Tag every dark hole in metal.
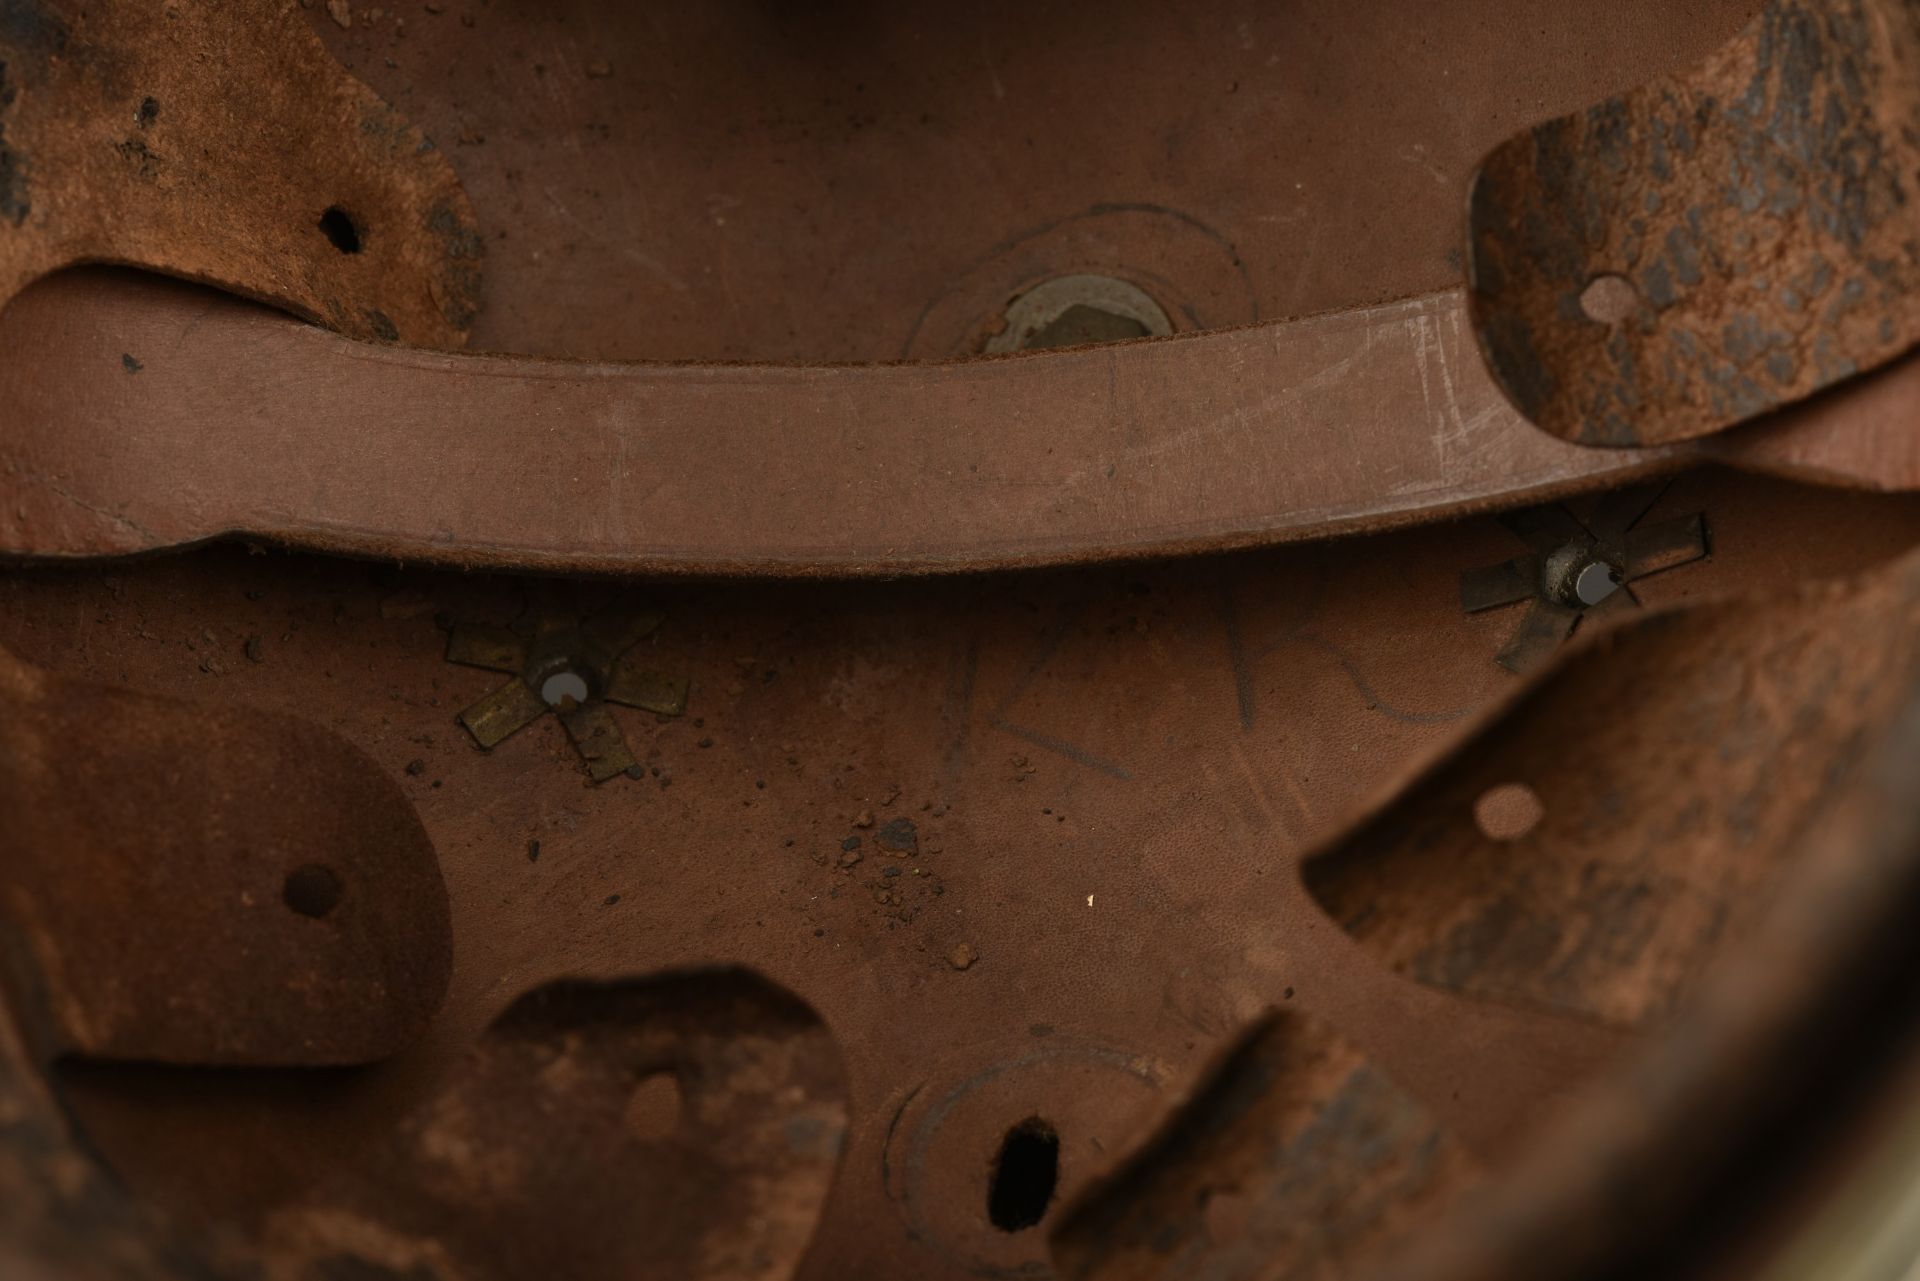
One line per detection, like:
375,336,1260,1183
318,206,363,255
283,863,344,918
988,1117,1059,1232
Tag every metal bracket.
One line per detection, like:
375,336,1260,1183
1460,482,1710,672
447,600,689,782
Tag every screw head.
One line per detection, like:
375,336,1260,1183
1573,560,1622,606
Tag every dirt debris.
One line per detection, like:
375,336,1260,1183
876,818,918,855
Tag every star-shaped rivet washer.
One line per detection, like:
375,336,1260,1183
446,602,689,782
1460,480,1709,674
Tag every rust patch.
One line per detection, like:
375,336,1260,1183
249,971,847,1281
0,0,482,346
1375,640,1920,1281
1307,546,1920,1028
7,483,1920,1280
0,644,451,1067
0,1024,230,1281
1468,0,1920,445
1053,1013,1476,1281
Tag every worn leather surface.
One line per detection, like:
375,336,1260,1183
3,268,1918,575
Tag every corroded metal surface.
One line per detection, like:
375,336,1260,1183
0,0,482,346
1053,1014,1476,1281
8,2,1920,1279
0,644,451,1067
239,971,847,1281
304,0,1756,365
5,470,1915,1281
1468,0,1920,446
1376,599,1920,1281
1045,541,1920,1281
1307,543,1920,1031
0,1012,214,1281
